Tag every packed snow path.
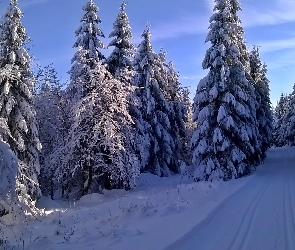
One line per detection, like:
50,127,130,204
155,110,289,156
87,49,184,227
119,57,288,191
166,147,295,250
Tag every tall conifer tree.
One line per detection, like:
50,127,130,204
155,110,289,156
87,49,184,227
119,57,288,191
273,93,289,147
106,2,140,186
191,0,260,181
53,63,138,197
164,59,187,166
277,85,295,146
133,27,181,176
34,65,69,198
180,87,195,166
51,1,138,198
0,0,41,202
250,46,273,156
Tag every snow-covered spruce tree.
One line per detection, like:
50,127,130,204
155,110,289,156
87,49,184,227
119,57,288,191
34,65,68,159
164,60,188,165
191,0,261,181
34,65,69,198
68,0,105,102
273,93,289,147
249,46,273,157
180,87,196,169
133,27,179,176
106,1,135,79
105,1,141,173
51,1,101,197
52,62,139,198
0,0,41,203
279,85,295,146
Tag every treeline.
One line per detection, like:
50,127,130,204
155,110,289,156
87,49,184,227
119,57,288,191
0,0,282,217
34,1,193,200
273,88,295,147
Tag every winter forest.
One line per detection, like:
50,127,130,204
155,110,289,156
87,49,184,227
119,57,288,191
0,0,295,249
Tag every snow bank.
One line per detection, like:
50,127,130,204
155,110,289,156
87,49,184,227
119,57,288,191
2,171,253,250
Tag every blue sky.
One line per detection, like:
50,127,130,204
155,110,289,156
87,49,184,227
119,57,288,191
0,0,295,105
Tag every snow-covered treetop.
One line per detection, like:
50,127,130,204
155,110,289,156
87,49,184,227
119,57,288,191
250,46,262,73
107,1,134,76
73,0,105,63
208,0,242,44
120,1,127,11
0,0,30,66
250,46,271,101
166,61,182,101
69,1,106,100
139,26,152,53
204,0,249,70
134,26,155,72
213,0,242,14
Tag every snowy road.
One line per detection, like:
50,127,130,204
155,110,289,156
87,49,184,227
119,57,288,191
166,147,295,250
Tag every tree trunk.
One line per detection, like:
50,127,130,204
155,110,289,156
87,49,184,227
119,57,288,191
83,164,92,195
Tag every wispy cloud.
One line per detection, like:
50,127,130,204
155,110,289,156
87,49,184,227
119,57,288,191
259,37,295,53
241,0,295,27
260,43,295,71
268,53,295,70
20,0,49,8
149,0,295,41
151,15,208,41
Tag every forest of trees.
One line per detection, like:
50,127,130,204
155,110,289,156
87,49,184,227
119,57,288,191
0,0,293,218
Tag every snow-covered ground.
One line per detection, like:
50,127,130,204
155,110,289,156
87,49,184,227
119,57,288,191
166,146,295,250
1,147,295,250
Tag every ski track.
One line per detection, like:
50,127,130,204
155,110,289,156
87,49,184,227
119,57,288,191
285,175,295,250
228,178,270,250
290,177,295,249
166,147,295,250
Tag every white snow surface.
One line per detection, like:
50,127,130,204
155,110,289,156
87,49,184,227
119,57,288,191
2,147,295,250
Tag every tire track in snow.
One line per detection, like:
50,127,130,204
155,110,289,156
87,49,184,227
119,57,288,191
228,178,270,250
285,176,295,250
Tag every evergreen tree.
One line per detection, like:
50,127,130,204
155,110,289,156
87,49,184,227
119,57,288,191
34,65,68,198
106,1,135,79
50,1,139,198
52,62,138,198
273,93,289,146
165,60,187,165
68,0,105,101
275,93,289,121
249,46,273,157
0,0,41,202
278,85,295,146
180,87,195,167
106,2,142,182
191,0,260,181
133,27,179,176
